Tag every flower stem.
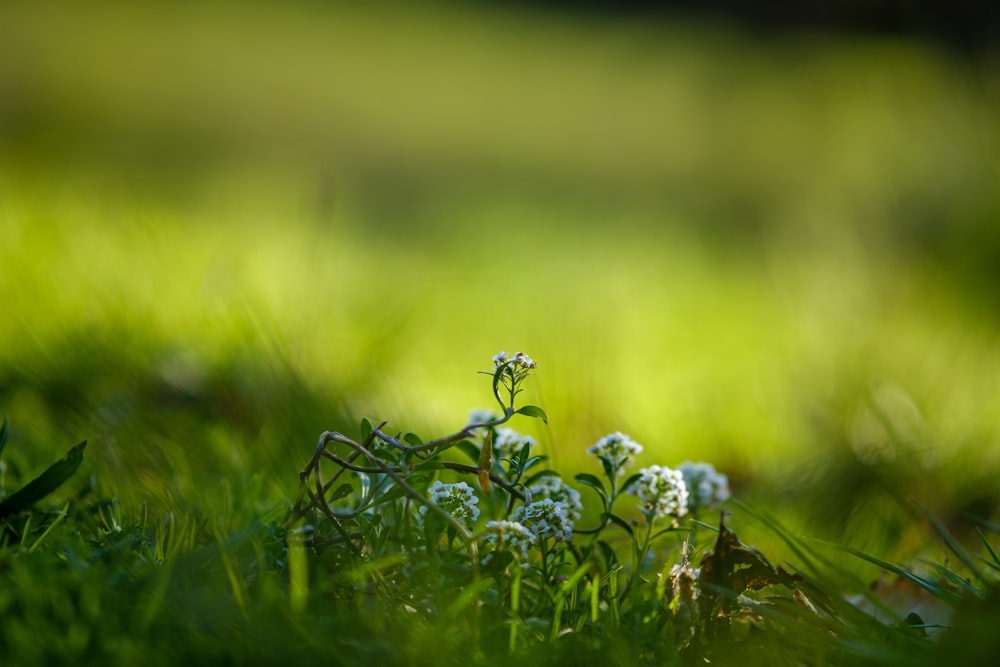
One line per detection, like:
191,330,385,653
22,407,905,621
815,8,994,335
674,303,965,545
629,514,655,595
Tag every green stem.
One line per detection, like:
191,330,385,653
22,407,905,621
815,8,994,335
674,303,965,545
583,477,622,554
629,514,655,596
538,538,553,595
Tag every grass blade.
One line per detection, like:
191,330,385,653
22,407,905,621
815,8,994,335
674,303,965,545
831,542,963,605
0,416,8,459
976,528,1000,571
0,440,87,518
912,499,985,582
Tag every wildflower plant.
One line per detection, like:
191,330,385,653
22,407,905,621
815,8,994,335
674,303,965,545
630,464,689,521
288,350,756,658
586,431,643,477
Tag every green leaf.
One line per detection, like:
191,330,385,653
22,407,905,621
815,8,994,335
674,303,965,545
360,417,374,441
360,485,408,510
606,513,634,537
621,472,642,492
598,456,617,482
330,483,354,501
0,416,8,459
431,440,457,455
0,440,87,518
521,456,546,472
403,432,423,447
515,405,548,424
492,366,507,412
574,473,607,500
515,442,531,469
359,474,391,507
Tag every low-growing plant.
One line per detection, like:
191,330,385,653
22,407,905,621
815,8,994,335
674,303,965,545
289,352,896,662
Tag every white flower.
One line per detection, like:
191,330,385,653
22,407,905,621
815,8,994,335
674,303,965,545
482,520,536,563
528,477,583,522
678,461,730,513
513,351,536,369
492,350,536,370
493,427,536,460
511,498,574,543
629,465,689,519
467,408,502,427
420,480,481,525
587,432,643,475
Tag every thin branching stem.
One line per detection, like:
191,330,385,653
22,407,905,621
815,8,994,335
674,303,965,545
371,417,511,456
333,433,476,546
304,486,362,557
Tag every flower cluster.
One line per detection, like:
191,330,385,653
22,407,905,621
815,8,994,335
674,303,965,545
482,520,536,563
527,476,583,522
420,480,481,525
493,427,536,460
587,432,643,476
511,499,574,543
296,348,745,610
467,408,502,427
629,465,689,519
678,461,730,514
493,350,536,370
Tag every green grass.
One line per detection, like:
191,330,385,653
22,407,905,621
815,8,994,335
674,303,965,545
2,1,1000,663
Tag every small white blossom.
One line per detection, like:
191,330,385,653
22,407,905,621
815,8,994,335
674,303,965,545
587,432,643,475
513,351,536,369
493,350,537,370
678,461,730,513
528,477,583,522
629,465,689,519
467,408,502,427
482,520,536,563
420,480,481,525
511,498,574,543
493,427,536,460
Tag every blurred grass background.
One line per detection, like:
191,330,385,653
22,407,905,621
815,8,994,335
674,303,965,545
2,0,999,562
